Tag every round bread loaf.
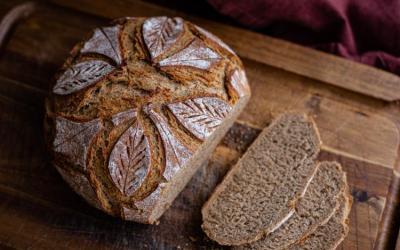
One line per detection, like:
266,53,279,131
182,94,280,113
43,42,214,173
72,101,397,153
45,16,250,223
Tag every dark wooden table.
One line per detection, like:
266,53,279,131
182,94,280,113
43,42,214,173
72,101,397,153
1,1,400,249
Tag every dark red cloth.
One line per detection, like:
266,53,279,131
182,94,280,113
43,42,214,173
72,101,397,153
208,0,400,75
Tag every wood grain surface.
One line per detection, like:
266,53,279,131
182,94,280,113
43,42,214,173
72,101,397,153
0,0,399,249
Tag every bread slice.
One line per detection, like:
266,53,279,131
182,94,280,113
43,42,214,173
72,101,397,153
201,113,321,245
288,192,352,250
235,161,347,250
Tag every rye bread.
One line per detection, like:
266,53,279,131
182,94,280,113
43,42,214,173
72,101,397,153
45,16,250,224
235,161,348,250
289,193,352,250
201,113,321,245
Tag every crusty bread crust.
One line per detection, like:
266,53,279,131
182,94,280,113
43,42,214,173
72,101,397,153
46,16,250,223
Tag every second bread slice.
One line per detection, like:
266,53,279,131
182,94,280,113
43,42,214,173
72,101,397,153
235,161,347,249
201,113,321,245
288,193,352,250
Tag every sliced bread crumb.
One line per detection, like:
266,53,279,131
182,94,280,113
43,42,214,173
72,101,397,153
201,113,321,245
236,161,347,249
288,192,352,250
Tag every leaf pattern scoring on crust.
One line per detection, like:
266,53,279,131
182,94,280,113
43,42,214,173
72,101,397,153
53,117,101,171
53,60,114,95
111,110,137,126
195,25,236,55
123,183,164,222
145,107,192,181
108,119,151,197
143,16,184,60
168,97,232,141
51,17,249,219
230,68,250,98
158,38,221,70
80,25,122,65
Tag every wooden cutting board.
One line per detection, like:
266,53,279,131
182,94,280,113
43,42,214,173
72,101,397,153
0,0,400,249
